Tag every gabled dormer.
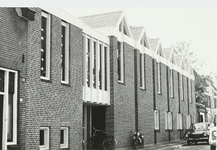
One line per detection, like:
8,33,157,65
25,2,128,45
117,15,132,37
170,52,176,65
157,44,165,58
180,59,186,71
130,26,150,49
163,47,177,65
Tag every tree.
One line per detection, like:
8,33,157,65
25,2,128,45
172,41,214,105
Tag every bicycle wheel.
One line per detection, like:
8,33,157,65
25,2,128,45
86,137,94,149
102,136,117,150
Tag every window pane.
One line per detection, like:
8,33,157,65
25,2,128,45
140,54,142,87
60,129,64,144
0,70,4,92
40,130,45,145
93,41,96,88
99,44,102,90
7,94,13,142
61,25,66,81
41,16,47,77
117,42,121,81
87,39,90,87
104,47,107,91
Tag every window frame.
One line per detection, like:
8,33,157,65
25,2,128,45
154,110,160,130
189,79,192,103
165,111,168,130
40,11,51,80
39,127,49,150
157,61,161,94
61,21,69,84
168,112,173,130
170,69,174,98
180,74,184,101
0,68,18,146
117,41,124,83
140,53,146,89
60,127,68,148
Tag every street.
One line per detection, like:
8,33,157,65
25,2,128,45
161,142,210,150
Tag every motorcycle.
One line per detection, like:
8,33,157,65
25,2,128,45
132,131,144,149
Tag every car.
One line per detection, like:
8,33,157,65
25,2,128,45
184,122,210,145
209,126,216,150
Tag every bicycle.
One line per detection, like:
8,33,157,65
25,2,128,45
85,127,117,150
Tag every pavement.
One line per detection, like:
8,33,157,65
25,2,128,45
115,140,186,150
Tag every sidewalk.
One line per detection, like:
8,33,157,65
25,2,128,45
116,140,186,150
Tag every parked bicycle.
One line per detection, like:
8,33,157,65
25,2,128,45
132,130,144,149
85,127,117,150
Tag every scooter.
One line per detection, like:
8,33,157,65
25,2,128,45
132,131,144,149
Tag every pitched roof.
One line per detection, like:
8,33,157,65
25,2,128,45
79,11,123,29
130,26,144,41
149,38,159,51
185,60,191,72
163,47,172,60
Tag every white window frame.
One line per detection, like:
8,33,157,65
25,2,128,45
140,53,145,89
177,113,180,130
117,41,124,83
179,113,183,130
60,127,68,148
39,127,49,150
189,79,192,103
170,69,174,97
157,61,161,94
168,112,173,130
180,74,184,101
0,68,18,146
154,110,160,130
40,11,51,80
61,21,69,84
177,113,183,130
165,111,168,130
186,114,191,129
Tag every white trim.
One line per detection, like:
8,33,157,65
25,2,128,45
40,11,51,80
154,110,160,130
60,127,68,148
0,68,18,149
61,21,69,84
165,111,168,130
39,127,49,150
168,112,173,130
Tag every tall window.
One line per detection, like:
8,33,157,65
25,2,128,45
86,38,91,87
84,35,109,92
154,110,160,130
157,62,161,93
165,111,173,130
41,12,51,80
177,113,183,130
117,41,124,82
0,68,18,145
140,54,146,89
186,114,191,129
189,79,192,103
104,47,108,91
39,127,49,150
170,69,174,97
180,74,184,100
61,21,69,84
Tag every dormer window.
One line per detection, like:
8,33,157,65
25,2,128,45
118,18,130,37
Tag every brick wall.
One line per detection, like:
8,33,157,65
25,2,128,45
107,36,135,148
24,8,83,150
136,51,155,145
0,7,27,150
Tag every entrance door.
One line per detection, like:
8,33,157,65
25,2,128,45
92,106,105,131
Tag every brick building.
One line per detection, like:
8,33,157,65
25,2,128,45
0,8,196,150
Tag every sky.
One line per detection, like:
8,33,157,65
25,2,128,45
2,0,217,76
63,7,217,76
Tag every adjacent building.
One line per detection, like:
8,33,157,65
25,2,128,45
0,7,196,150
